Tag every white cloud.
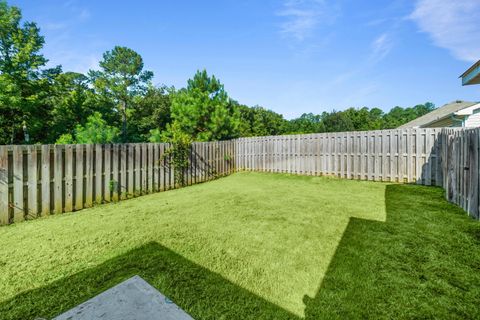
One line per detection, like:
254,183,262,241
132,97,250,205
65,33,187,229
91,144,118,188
42,22,67,31
77,8,91,21
64,0,91,21
45,49,100,74
277,0,338,41
371,33,393,62
38,2,103,74
410,0,480,62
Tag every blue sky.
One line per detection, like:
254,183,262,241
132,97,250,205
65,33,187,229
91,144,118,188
13,0,480,119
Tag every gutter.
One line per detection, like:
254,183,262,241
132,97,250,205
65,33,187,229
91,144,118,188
450,114,465,127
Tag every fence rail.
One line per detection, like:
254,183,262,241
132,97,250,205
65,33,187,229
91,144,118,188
0,141,235,225
0,128,479,225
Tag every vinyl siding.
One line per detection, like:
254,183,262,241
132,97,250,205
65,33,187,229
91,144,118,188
465,112,480,127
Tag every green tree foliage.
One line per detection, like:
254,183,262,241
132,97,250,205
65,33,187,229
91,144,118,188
0,0,48,144
170,70,240,141
287,103,435,133
158,121,192,186
236,103,288,137
287,113,324,133
128,85,171,142
45,71,100,142
321,110,355,132
56,112,119,144
382,102,436,128
0,0,439,145
89,46,153,142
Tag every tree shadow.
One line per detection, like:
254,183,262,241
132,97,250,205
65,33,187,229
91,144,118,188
418,130,442,187
0,242,298,320
304,184,480,319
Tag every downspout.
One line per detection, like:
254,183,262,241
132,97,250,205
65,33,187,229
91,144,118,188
450,114,466,127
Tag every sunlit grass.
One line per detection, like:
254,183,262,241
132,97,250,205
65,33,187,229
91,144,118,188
0,172,478,319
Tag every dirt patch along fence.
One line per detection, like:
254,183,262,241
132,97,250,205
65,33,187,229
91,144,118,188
0,141,235,225
0,128,478,225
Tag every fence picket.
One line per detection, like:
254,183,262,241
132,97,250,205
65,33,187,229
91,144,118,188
13,146,24,222
75,145,84,210
0,146,9,224
112,144,119,202
104,144,111,202
95,145,103,204
41,145,51,215
64,145,73,212
85,144,93,207
27,145,38,217
120,144,127,200
127,144,134,196
54,145,63,214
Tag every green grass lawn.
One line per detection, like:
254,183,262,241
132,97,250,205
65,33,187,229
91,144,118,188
0,172,479,319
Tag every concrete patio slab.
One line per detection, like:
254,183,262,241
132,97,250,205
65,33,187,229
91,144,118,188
53,275,194,320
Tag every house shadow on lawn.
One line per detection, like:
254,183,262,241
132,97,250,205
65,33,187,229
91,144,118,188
1,184,479,320
304,184,480,319
0,241,299,320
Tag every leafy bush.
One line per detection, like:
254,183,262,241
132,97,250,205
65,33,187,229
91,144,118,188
55,112,119,144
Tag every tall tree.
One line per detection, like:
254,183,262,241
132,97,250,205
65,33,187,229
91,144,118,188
45,71,99,142
0,0,48,144
383,102,435,128
287,113,324,134
89,46,153,142
236,103,287,137
321,110,355,132
128,85,172,142
169,70,240,141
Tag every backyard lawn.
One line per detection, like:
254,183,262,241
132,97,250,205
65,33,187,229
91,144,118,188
0,172,479,319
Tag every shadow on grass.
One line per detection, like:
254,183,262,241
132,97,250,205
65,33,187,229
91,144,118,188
304,184,480,319
0,241,298,320
1,184,479,320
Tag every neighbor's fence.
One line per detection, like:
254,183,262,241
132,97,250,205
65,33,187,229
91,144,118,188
235,128,443,185
441,128,480,219
0,141,235,225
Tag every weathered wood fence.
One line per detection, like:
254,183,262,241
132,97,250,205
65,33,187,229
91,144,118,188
0,141,235,225
1,128,479,225
235,128,479,220
235,128,443,185
441,128,480,219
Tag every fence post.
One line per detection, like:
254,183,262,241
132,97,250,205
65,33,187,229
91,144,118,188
13,145,24,222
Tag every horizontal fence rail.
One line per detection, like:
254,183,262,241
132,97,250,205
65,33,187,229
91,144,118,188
235,128,443,185
0,128,479,225
0,141,235,225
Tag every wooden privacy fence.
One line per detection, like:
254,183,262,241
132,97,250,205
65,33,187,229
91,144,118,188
0,141,235,225
235,128,443,185
1,128,479,225
235,128,480,220
441,128,480,219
